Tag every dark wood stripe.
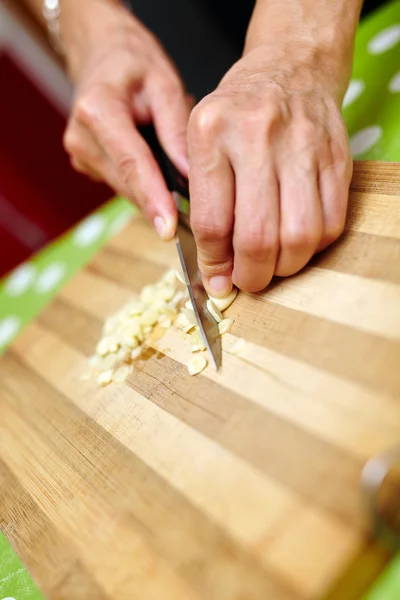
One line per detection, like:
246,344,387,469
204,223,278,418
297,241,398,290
351,162,400,195
1,354,303,600
322,540,394,600
35,298,365,527
38,298,102,357
312,231,400,284
225,292,400,399
89,246,166,292
0,455,109,600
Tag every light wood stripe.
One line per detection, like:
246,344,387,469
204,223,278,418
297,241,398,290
260,268,400,341
312,231,400,284
0,460,110,600
1,351,301,600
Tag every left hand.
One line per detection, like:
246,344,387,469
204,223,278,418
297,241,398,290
187,42,352,296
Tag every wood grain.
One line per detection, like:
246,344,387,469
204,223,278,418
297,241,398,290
0,162,399,600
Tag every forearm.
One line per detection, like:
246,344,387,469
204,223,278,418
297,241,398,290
245,0,363,85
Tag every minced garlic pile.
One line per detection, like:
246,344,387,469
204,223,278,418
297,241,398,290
85,269,244,385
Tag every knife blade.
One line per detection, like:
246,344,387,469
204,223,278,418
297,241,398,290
139,125,222,370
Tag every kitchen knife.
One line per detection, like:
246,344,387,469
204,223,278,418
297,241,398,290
139,124,222,370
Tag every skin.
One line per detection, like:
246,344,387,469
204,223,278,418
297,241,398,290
26,0,362,296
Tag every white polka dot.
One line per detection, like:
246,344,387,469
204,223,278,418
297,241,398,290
342,79,365,108
368,25,400,54
350,126,382,157
0,316,21,347
35,263,66,293
4,263,36,296
109,212,132,235
389,71,400,93
73,214,107,247
2,597,17,600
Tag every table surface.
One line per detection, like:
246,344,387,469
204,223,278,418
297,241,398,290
0,161,399,600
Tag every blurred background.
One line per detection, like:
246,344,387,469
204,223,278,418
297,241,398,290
0,0,112,278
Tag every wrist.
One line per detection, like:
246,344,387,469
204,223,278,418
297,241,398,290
58,0,128,80
244,0,361,91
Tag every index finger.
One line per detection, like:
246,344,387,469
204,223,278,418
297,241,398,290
87,88,177,239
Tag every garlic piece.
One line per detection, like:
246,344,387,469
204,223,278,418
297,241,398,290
218,318,234,336
162,268,178,285
112,365,131,383
206,299,223,323
175,269,186,284
185,299,194,311
97,369,113,386
130,347,142,360
230,338,246,356
187,354,207,376
191,343,206,353
140,308,159,326
140,284,156,304
209,287,238,312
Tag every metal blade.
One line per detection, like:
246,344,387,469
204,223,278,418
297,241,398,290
174,193,221,371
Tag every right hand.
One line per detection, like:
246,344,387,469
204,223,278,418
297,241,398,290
62,0,192,240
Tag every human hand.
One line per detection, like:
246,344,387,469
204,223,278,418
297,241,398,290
62,0,191,239
187,41,352,296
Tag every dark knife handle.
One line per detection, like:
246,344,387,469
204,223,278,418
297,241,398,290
138,124,189,199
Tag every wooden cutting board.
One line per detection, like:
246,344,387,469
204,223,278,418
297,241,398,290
0,161,399,600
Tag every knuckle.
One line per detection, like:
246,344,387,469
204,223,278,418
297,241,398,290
189,99,224,142
116,153,140,188
63,127,83,157
281,223,320,252
192,217,231,246
73,92,101,129
235,230,278,260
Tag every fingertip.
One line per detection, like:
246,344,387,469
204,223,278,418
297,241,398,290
203,275,232,298
153,213,177,241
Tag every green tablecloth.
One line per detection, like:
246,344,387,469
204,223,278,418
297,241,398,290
0,1,399,598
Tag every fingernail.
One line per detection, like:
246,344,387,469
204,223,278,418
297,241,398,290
208,275,232,298
153,215,176,240
154,216,166,238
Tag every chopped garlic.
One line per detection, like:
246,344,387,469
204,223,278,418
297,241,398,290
162,268,178,285
130,347,142,360
112,365,131,383
175,269,186,284
230,338,246,356
218,318,233,335
206,299,223,323
209,288,238,312
175,312,190,329
187,354,207,376
185,299,194,311
181,307,197,325
191,343,206,353
140,308,159,326
97,369,113,386
96,337,119,356
127,301,144,316
140,284,156,304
